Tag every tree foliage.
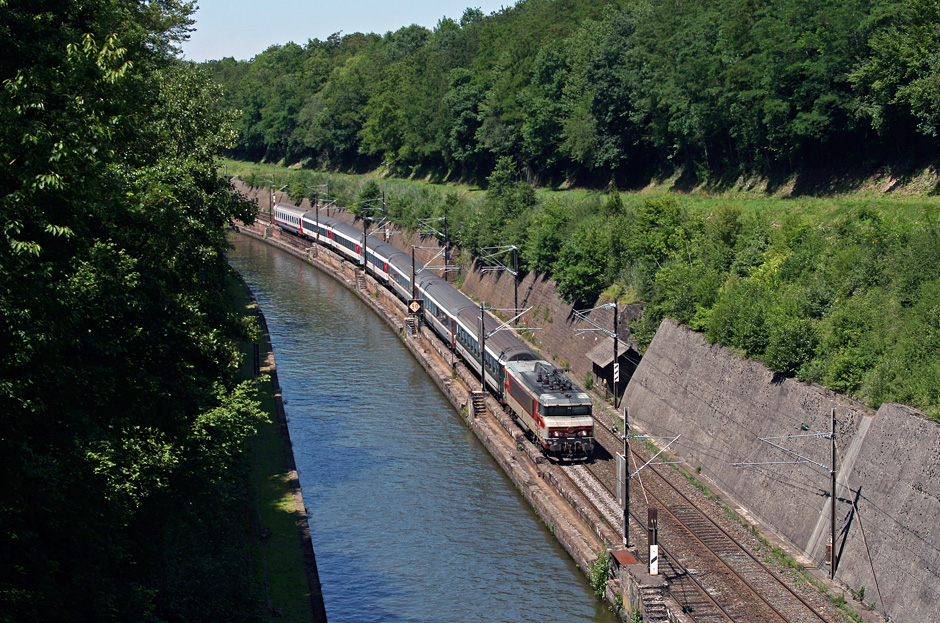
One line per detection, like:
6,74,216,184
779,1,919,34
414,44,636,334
206,0,940,182
212,0,940,421
1,1,264,620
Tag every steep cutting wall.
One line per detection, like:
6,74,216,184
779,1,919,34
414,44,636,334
622,318,940,622
837,403,940,620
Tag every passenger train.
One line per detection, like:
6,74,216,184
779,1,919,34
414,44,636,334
271,202,594,459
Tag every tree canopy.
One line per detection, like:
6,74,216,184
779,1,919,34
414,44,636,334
1,1,264,620
208,0,940,185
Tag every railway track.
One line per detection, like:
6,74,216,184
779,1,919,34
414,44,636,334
579,413,836,623
560,463,736,623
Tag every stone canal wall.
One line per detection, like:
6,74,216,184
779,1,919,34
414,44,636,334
622,318,940,622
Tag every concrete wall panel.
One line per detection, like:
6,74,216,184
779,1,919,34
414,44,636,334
836,403,940,620
623,318,940,622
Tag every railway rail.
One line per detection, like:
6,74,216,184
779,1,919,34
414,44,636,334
584,413,836,623
559,463,737,622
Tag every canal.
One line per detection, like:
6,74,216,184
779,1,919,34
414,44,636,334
228,234,619,623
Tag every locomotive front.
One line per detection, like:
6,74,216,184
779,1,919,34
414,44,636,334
504,361,595,459
538,386,594,457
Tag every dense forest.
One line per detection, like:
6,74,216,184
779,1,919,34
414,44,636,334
1,1,266,621
213,0,940,420
208,0,940,187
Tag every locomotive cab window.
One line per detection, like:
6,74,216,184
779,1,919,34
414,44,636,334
542,405,592,417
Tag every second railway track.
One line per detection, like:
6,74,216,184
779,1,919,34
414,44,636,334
581,412,839,623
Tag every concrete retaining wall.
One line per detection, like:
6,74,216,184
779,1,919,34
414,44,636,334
837,403,940,620
622,318,940,622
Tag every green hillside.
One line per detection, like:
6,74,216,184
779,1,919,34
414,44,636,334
207,0,940,415
207,0,940,188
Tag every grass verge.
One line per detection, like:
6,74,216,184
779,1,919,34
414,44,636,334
228,274,315,622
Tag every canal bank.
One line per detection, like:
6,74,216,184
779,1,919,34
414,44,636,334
234,222,628,620
234,273,329,622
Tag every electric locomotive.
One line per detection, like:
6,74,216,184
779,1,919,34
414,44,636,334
503,360,594,458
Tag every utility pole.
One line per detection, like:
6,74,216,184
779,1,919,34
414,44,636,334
624,407,629,547
732,412,840,579
479,301,486,392
417,217,454,278
361,211,368,268
480,245,520,323
574,301,622,404
411,246,417,299
443,215,449,282
512,245,518,314
831,408,837,580
313,191,319,243
269,173,276,212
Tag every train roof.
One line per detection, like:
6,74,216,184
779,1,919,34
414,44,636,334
275,202,305,216
455,306,537,362
504,360,591,406
305,212,361,240
290,207,537,363
419,275,476,313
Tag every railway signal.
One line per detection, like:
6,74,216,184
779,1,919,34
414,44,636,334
648,508,659,576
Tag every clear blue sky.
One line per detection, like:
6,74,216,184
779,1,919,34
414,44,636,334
180,1,511,62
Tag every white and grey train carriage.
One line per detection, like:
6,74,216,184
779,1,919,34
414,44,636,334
271,202,595,459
